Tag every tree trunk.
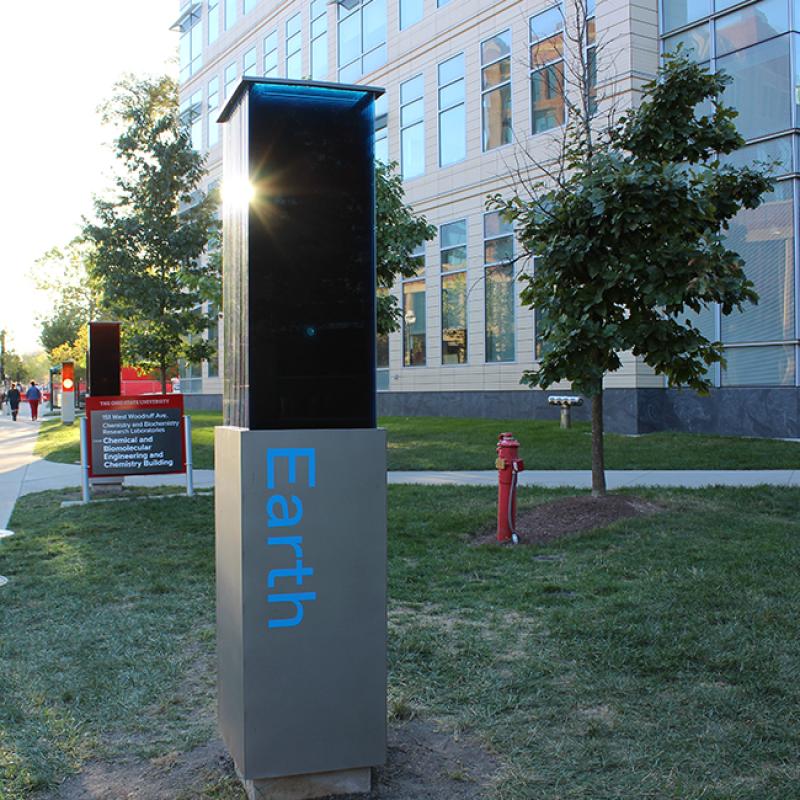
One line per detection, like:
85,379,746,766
160,366,167,395
591,389,607,497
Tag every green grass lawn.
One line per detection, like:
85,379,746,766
2,485,800,798
36,412,800,471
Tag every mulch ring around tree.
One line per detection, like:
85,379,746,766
473,494,665,547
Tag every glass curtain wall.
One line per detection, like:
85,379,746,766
662,0,799,386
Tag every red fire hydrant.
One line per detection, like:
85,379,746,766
496,432,524,543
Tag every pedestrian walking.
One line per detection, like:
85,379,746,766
7,383,20,422
26,381,42,421
0,388,5,412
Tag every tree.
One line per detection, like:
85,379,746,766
84,75,220,393
492,52,772,495
36,239,99,359
376,161,436,334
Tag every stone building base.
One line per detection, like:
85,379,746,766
377,387,800,439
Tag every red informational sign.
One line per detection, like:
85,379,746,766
86,395,186,478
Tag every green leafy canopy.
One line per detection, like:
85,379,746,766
376,161,436,335
83,75,220,390
491,52,773,397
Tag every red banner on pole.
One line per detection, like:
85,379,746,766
86,395,186,478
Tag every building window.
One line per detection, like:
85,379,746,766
244,0,257,13
662,0,710,34
586,0,597,113
264,30,278,76
338,0,387,83
484,211,515,362
400,74,425,179
225,0,237,31
377,287,390,389
286,13,302,79
208,77,220,148
207,303,220,378
178,5,203,83
180,91,203,152
310,0,328,80
437,0,452,5
400,0,423,30
719,35,791,141
208,0,220,44
481,30,512,151
441,220,468,364
243,46,257,75
224,62,237,98
721,181,795,381
529,5,564,134
375,93,389,164
403,244,426,366
438,53,465,166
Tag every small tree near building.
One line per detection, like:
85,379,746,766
491,53,772,495
376,161,436,335
84,75,220,393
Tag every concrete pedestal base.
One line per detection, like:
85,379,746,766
240,767,371,800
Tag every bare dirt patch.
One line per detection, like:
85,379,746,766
42,719,497,800
474,494,664,546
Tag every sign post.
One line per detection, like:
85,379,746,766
216,78,386,800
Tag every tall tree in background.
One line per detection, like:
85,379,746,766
36,238,98,363
492,52,771,495
84,75,219,393
376,162,436,334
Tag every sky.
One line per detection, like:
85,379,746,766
0,1,179,355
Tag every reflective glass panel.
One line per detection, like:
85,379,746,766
715,0,788,57
439,105,466,165
363,0,387,52
482,85,513,149
722,345,795,384
718,35,791,140
532,62,565,133
482,58,511,90
722,181,795,343
486,264,515,362
441,220,467,249
663,24,711,62
400,0,424,29
719,135,792,175
662,0,711,33
439,52,464,85
481,30,511,64
530,35,564,66
442,272,468,364
401,121,424,178
403,279,426,366
530,5,563,40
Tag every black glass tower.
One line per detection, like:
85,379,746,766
218,78,383,430
88,321,121,397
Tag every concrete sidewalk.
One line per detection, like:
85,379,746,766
1,415,798,527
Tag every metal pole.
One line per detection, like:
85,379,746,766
184,414,194,497
79,416,91,504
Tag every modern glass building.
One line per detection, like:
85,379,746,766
173,0,800,436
